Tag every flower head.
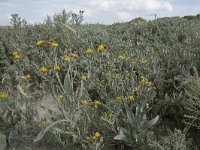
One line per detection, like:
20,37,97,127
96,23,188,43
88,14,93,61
14,54,22,59
54,66,61,71
71,53,78,59
85,48,93,54
50,42,59,47
58,95,65,100
12,51,23,59
0,92,9,99
25,74,31,79
12,51,18,56
64,56,71,62
128,95,135,101
94,100,101,109
40,66,49,73
80,75,89,81
97,44,106,53
91,132,101,141
36,40,45,46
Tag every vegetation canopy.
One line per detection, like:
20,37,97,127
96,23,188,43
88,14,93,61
0,10,200,150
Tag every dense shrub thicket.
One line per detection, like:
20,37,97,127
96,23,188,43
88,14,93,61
0,10,200,149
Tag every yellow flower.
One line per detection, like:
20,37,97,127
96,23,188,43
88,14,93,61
128,95,135,101
12,51,23,59
71,53,78,59
40,66,49,73
13,54,22,59
94,100,101,109
58,95,65,100
97,44,106,53
80,75,89,81
91,135,97,141
25,74,31,80
117,55,126,61
85,48,93,54
54,66,61,71
50,42,59,47
36,40,45,46
91,132,101,141
81,99,91,105
64,56,71,62
0,92,9,99
94,132,101,138
12,51,18,56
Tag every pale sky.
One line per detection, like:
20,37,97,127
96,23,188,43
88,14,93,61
0,0,200,25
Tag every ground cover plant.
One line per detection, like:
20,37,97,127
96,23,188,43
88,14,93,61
0,10,200,149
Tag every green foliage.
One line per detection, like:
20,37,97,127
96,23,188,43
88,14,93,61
0,10,200,149
149,129,197,150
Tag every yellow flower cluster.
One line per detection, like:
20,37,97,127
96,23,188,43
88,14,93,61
71,53,78,59
128,94,135,101
54,66,61,71
36,40,45,46
85,48,94,54
64,55,71,62
81,99,101,108
12,51,23,59
94,100,101,109
39,66,49,73
36,39,59,47
50,42,59,47
97,44,106,53
115,93,135,102
91,132,101,141
0,92,9,99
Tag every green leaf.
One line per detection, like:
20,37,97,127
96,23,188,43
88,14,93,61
142,115,159,130
0,132,7,150
124,103,136,128
114,127,129,143
64,71,72,94
34,119,70,142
